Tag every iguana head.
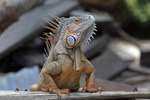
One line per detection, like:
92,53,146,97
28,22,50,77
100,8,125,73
42,14,96,49
62,15,96,48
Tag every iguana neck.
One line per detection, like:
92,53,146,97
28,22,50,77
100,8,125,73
55,39,84,71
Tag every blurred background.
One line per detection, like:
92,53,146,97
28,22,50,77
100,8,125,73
0,0,150,93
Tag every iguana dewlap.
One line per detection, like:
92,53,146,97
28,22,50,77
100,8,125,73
30,14,102,96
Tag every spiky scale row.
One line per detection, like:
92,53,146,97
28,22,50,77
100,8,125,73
44,40,51,54
40,37,53,41
85,23,97,47
92,32,96,35
42,17,57,29
94,29,97,32
48,13,60,23
42,25,56,34
44,17,58,26
45,32,56,38
91,35,94,39
41,13,61,45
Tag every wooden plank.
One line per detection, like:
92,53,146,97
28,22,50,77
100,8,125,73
91,50,128,79
0,91,150,100
0,0,78,59
115,74,150,85
129,65,150,74
80,76,137,91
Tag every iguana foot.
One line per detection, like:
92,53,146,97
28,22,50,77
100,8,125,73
49,88,70,96
78,87,102,93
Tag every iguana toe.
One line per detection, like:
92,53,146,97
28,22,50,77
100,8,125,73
49,88,70,97
78,87,102,93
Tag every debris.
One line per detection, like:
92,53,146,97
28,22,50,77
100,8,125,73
140,40,150,67
0,0,78,59
107,38,141,66
0,0,44,33
24,89,27,91
91,50,128,79
80,76,136,91
0,66,39,90
15,87,19,91
84,34,110,59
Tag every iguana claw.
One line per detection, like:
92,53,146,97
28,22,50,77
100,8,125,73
78,87,102,93
49,88,70,97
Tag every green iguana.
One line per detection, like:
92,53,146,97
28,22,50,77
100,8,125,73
30,14,102,96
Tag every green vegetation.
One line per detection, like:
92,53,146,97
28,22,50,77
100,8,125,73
125,0,150,23
123,0,150,39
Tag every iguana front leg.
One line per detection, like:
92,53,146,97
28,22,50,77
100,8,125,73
80,60,102,92
30,61,70,96
44,61,70,96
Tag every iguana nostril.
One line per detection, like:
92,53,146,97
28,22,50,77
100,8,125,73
88,15,95,21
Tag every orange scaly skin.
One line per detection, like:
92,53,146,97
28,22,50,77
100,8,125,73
30,14,102,96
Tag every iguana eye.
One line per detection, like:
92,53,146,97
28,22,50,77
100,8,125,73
66,36,76,46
